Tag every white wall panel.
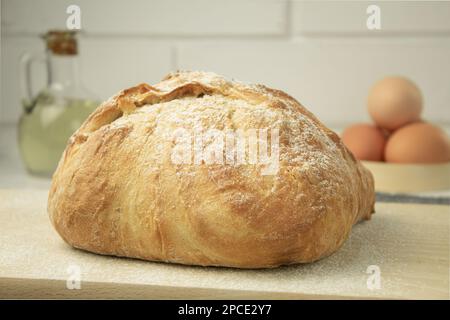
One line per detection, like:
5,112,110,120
177,39,450,126
292,1,450,35
2,0,287,36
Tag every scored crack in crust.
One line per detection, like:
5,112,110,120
48,71,375,268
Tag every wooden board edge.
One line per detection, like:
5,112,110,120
0,277,384,300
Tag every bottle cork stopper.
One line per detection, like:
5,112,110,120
43,30,78,55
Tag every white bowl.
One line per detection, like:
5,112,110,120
361,161,450,193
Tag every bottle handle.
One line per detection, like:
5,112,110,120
20,52,47,113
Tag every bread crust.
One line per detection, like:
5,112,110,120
48,71,375,268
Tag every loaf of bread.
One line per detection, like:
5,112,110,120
48,71,375,268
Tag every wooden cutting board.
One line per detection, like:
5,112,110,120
0,189,448,299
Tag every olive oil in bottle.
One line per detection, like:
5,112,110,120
18,94,97,176
18,31,99,177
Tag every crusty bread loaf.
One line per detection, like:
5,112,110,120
48,71,375,268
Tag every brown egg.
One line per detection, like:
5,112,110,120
385,122,450,164
342,124,387,161
368,76,423,131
